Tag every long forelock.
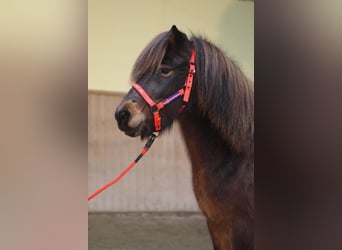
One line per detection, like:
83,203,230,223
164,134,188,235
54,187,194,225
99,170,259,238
131,32,170,82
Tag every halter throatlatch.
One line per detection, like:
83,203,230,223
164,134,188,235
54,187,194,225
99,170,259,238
133,48,196,132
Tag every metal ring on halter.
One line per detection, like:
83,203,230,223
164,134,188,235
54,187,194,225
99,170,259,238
151,105,159,113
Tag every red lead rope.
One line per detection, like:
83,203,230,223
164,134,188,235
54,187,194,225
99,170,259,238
88,134,158,201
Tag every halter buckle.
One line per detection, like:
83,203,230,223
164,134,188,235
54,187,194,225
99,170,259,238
153,112,161,131
151,105,158,113
189,63,196,74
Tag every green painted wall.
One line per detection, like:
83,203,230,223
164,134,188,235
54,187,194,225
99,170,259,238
89,0,254,92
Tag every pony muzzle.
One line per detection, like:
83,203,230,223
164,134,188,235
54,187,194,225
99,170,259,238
115,101,146,134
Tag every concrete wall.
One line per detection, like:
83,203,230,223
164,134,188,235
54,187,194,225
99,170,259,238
89,0,254,92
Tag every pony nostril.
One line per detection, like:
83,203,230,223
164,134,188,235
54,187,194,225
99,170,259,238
115,109,131,124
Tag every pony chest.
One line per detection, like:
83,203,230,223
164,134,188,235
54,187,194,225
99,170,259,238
191,162,229,218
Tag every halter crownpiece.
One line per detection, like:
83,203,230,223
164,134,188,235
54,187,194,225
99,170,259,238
133,48,196,132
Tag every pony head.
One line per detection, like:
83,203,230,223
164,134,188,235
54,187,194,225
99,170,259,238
115,25,194,139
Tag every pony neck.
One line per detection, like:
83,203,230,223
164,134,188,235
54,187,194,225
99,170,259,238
178,112,234,165
189,37,254,158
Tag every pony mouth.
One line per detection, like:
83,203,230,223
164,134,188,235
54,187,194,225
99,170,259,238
123,123,154,140
124,130,139,137
117,119,155,139
122,122,154,139
122,123,144,137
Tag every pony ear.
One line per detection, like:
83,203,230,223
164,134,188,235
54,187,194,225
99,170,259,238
168,25,188,50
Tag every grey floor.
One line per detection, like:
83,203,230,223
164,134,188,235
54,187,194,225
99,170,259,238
89,213,212,250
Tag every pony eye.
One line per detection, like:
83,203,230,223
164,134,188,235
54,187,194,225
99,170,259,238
160,67,173,77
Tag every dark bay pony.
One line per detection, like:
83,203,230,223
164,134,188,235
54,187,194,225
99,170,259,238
115,25,254,250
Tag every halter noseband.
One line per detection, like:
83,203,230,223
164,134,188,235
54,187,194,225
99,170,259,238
132,48,196,132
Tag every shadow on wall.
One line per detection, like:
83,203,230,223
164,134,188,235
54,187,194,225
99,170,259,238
217,1,254,81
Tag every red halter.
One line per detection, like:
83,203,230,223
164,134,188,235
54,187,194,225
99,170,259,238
132,48,196,132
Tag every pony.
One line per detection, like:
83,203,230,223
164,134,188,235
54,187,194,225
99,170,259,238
115,25,254,250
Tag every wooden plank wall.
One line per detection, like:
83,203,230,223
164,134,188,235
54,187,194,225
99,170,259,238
88,91,199,212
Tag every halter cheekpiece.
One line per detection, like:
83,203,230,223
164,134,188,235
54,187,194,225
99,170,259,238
132,48,196,132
